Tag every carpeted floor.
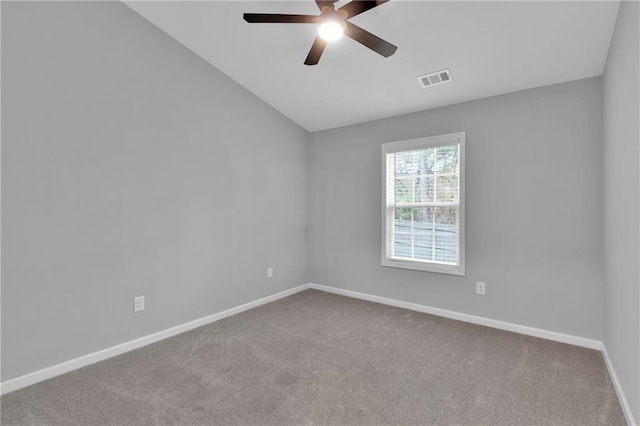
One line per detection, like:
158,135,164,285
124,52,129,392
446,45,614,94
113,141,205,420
1,289,626,425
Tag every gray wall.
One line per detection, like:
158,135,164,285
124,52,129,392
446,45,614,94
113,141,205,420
309,78,604,341
603,0,640,421
1,1,309,381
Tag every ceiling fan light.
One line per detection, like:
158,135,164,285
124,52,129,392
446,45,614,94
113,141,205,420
318,21,344,41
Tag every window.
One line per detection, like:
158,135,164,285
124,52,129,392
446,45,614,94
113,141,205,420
381,132,465,275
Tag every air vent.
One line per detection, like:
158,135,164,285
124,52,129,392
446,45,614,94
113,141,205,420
417,69,453,88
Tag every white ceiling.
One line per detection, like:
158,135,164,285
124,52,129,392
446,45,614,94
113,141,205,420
125,1,619,132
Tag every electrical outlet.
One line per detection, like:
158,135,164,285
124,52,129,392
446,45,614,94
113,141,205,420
267,267,273,278
134,296,145,312
476,282,486,295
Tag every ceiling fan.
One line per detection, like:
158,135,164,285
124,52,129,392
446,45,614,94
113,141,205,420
243,0,397,66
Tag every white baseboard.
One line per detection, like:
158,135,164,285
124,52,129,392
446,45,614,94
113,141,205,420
0,282,609,399
602,345,638,426
308,283,603,350
0,284,311,395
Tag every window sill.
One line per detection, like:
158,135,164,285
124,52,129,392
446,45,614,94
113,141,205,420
381,258,465,276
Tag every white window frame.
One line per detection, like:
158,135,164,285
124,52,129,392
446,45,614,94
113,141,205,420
381,132,465,276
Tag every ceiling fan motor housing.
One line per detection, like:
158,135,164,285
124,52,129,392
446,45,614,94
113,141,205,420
320,7,349,29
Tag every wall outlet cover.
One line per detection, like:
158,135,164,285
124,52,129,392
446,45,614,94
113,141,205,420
134,296,145,312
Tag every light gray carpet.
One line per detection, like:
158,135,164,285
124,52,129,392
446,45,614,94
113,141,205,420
1,289,626,425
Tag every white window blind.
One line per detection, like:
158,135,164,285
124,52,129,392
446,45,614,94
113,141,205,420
382,132,465,275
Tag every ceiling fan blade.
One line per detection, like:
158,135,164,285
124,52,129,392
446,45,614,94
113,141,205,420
304,36,327,65
315,1,337,12
338,1,388,19
243,13,317,24
344,21,397,57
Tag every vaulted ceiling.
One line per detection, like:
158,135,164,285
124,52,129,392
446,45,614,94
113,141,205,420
125,1,619,132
